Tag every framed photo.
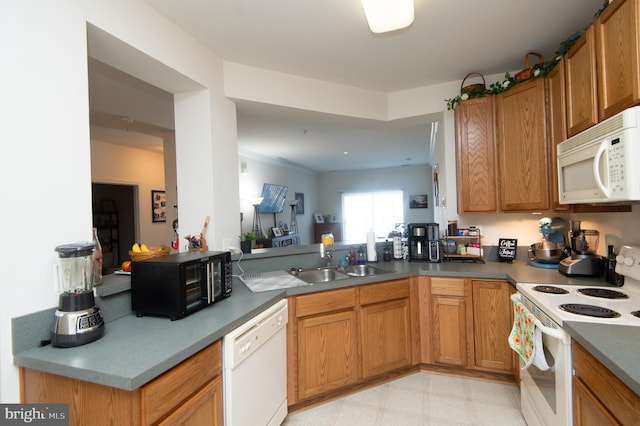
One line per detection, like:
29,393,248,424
152,190,167,222
295,192,305,214
282,223,289,234
272,227,282,237
314,213,324,223
331,214,338,223
409,194,428,209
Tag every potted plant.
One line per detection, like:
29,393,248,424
239,232,257,253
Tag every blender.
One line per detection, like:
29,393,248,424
51,242,105,347
559,222,603,277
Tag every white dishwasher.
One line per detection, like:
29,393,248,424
223,299,288,426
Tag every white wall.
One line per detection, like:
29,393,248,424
0,0,237,402
90,140,168,247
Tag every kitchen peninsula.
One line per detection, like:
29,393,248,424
14,246,640,424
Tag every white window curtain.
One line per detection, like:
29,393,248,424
341,191,403,243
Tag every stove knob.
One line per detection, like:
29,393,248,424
617,254,634,266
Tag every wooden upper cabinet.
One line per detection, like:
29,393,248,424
496,78,550,211
565,25,599,137
546,60,572,212
455,96,498,214
596,0,640,119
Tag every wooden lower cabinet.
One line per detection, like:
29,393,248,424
21,341,223,426
293,287,358,401
429,277,470,367
471,279,515,373
359,280,412,378
572,340,639,425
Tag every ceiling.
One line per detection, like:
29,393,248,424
91,0,605,172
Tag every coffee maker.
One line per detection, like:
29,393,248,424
51,242,105,347
559,221,603,277
408,223,440,262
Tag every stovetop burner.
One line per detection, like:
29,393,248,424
559,303,621,319
533,285,569,294
632,311,640,319
577,288,629,299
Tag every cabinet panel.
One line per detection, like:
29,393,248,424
297,310,358,399
359,279,409,305
572,340,639,425
496,78,550,211
573,376,621,426
596,0,640,119
142,342,220,425
455,97,498,213
565,25,599,136
158,377,223,426
472,280,514,373
545,60,572,212
431,295,468,366
360,298,411,378
296,287,356,317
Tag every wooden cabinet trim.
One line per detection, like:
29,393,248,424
295,287,357,317
430,277,466,297
359,279,409,305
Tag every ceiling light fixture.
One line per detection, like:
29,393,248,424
361,0,414,34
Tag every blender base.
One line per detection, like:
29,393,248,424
51,303,105,348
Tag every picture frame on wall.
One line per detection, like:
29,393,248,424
152,190,167,222
409,194,428,209
295,192,305,214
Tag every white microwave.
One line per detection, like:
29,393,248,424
557,106,640,204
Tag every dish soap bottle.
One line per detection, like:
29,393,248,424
357,245,366,264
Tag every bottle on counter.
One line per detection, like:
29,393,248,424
92,227,103,286
606,245,618,285
383,240,392,261
348,247,357,265
357,245,366,264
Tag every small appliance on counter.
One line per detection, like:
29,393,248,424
131,251,232,320
51,242,105,348
528,217,568,269
408,223,440,262
559,221,603,277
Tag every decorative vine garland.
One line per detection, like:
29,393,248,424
445,0,612,111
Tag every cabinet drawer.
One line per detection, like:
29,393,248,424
296,287,356,317
142,341,221,425
359,279,409,305
430,277,465,297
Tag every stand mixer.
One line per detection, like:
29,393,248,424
528,217,568,268
559,221,603,277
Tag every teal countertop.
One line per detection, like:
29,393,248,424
13,257,639,395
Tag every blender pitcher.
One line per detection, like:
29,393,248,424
51,242,105,347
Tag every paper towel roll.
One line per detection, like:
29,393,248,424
366,230,377,261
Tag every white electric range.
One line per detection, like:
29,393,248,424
513,244,640,426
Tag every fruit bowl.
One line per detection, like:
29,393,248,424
129,245,170,261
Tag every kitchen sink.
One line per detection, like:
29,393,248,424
343,264,392,277
288,266,350,283
288,264,392,283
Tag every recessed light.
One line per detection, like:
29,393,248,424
343,151,349,155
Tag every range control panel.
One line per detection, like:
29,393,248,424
616,245,640,282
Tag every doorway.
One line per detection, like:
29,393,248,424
92,183,137,274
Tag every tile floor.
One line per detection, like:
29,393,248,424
283,372,526,426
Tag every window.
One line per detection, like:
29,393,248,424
342,191,403,243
